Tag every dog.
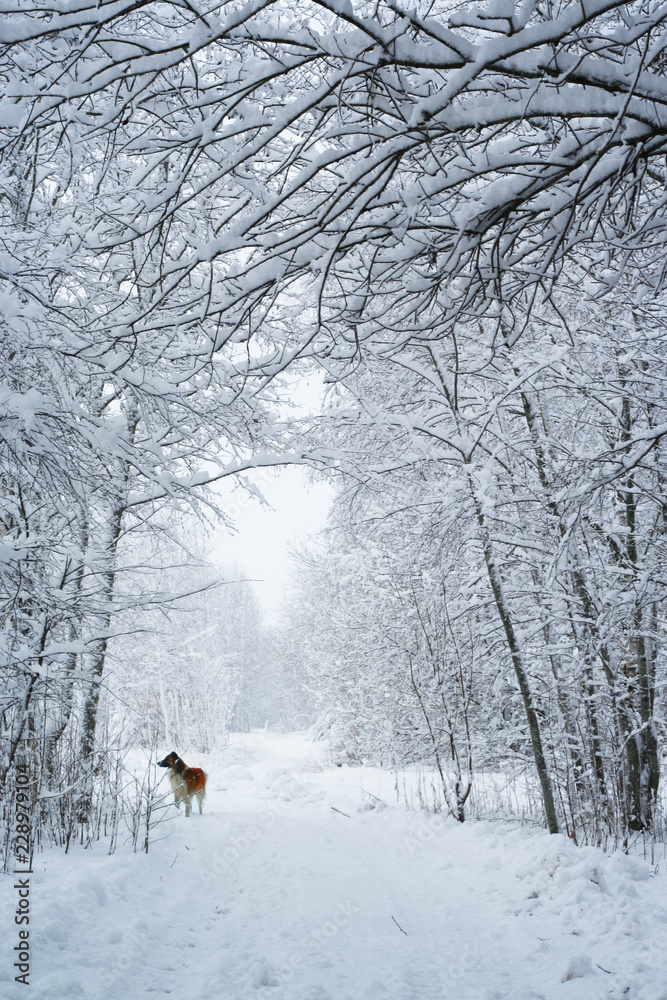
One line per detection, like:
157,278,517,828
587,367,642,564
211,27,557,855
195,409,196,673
157,751,206,817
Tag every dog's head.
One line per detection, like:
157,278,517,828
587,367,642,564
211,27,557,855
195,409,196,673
157,751,179,769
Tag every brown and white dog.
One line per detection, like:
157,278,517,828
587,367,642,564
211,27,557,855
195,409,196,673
157,751,206,817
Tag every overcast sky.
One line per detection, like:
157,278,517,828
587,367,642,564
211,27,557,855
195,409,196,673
209,368,335,621
212,466,333,623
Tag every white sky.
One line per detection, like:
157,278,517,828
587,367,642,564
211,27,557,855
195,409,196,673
212,466,334,624
210,370,335,623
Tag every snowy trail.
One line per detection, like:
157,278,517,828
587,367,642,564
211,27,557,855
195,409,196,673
2,734,666,1000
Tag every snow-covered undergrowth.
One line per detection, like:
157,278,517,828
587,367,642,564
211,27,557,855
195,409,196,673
1,733,665,1000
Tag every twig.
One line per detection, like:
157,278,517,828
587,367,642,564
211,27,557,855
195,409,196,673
596,964,613,975
361,788,382,803
330,806,350,818
169,853,179,868
391,916,408,936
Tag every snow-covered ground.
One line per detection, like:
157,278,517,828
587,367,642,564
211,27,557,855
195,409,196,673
1,732,666,1000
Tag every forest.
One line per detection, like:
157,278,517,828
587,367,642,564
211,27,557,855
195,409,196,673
2,0,667,870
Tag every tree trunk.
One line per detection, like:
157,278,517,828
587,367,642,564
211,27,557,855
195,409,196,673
468,478,560,834
77,401,139,823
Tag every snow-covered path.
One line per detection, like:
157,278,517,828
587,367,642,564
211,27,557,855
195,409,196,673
2,734,666,1000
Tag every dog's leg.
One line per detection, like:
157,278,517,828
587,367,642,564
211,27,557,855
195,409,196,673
196,791,204,814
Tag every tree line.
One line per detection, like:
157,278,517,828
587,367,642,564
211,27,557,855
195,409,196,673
2,0,666,853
